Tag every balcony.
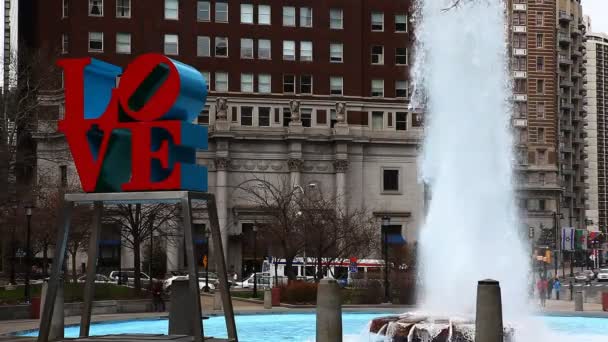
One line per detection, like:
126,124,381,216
561,101,573,109
513,48,527,56
513,25,527,33
572,50,582,58
514,94,528,102
571,26,582,37
583,77,588,84
559,11,572,23
513,3,527,11
572,71,582,79
559,32,572,45
560,78,573,88
513,118,528,128
559,54,573,65
572,94,582,101
513,71,527,79
561,124,573,132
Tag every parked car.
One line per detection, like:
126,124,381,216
77,274,112,284
163,272,219,292
597,269,608,282
108,271,153,287
574,270,595,282
235,273,271,289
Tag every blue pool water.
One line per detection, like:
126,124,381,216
18,313,608,341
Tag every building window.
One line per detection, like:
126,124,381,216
330,8,343,29
198,107,209,125
283,74,295,93
116,33,131,54
536,11,543,26
395,48,408,65
283,41,296,61
395,14,407,32
537,149,546,165
537,102,545,118
164,34,178,55
372,111,383,130
396,112,407,131
283,7,296,26
240,4,254,24
197,1,210,21
513,34,526,49
371,46,384,65
283,107,291,127
514,79,527,93
89,0,103,16
371,12,384,31
215,37,228,57
538,127,545,143
513,56,526,71
536,33,543,48
258,5,271,25
301,108,312,127
165,0,178,20
259,39,271,59
395,81,408,98
300,7,313,27
201,72,210,90
330,109,337,128
330,43,343,63
300,41,313,61
215,2,228,23
197,36,210,57
330,77,343,95
116,0,130,17
215,72,228,91
88,32,104,52
258,74,271,93
60,165,67,187
241,106,253,126
537,79,544,94
300,75,312,94
259,107,271,126
512,11,525,26
371,80,384,97
536,56,544,71
241,38,254,59
241,73,254,93
62,0,69,18
62,34,68,54
383,169,400,192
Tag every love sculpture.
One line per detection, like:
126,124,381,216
58,53,208,193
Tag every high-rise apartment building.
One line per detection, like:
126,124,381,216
23,0,423,276
584,32,608,232
508,0,587,246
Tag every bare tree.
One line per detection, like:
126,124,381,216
106,204,179,292
234,177,305,281
295,187,377,281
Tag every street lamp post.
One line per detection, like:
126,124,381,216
204,227,210,292
252,224,258,298
381,216,391,304
24,205,33,304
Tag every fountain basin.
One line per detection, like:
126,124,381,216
369,313,514,342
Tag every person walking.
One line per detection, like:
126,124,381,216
547,277,554,300
152,281,165,312
553,277,561,300
537,277,547,308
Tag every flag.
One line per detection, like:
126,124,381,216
562,227,575,251
575,229,588,251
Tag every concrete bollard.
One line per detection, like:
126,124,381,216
264,289,272,309
168,280,194,335
213,290,223,310
575,291,584,311
316,278,342,342
474,279,503,342
40,282,64,341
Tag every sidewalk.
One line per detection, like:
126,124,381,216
535,299,608,316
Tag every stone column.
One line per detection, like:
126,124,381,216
288,159,304,188
215,157,230,264
334,159,349,214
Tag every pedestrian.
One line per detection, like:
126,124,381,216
553,277,561,300
537,277,548,308
547,277,554,300
152,281,165,312
569,280,574,300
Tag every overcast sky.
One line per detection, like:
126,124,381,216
584,0,608,34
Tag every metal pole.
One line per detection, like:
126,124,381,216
253,228,258,298
205,256,209,292
383,229,389,303
80,202,102,337
24,210,32,303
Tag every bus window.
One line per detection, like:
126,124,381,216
305,266,315,277
358,267,365,273
334,266,348,279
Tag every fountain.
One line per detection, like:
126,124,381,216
370,0,530,339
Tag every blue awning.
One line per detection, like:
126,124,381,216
387,234,406,245
99,239,121,246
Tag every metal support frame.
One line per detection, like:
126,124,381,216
37,191,238,342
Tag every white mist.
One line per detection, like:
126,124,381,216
412,0,530,317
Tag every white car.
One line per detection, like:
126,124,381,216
597,269,608,282
163,273,217,292
235,273,271,289
77,274,113,284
